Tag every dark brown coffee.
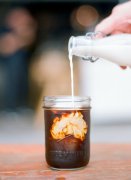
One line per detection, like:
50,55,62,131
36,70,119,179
44,109,90,169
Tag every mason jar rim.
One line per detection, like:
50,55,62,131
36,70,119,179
43,96,91,102
43,96,91,109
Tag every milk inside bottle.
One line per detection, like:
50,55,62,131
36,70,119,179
68,33,131,67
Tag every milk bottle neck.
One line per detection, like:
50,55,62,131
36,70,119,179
68,35,98,62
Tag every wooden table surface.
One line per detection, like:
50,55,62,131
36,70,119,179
0,144,131,180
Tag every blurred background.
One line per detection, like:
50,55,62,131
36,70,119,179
0,0,130,144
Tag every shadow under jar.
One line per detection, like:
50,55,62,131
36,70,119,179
43,96,91,170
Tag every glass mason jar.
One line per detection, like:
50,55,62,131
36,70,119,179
43,96,91,170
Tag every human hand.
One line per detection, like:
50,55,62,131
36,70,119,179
95,1,131,35
95,1,131,69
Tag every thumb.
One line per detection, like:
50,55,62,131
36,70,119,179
95,15,116,35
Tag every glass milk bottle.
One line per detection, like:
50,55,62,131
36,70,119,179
68,33,131,67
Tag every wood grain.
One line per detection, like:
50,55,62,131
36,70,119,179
0,144,131,180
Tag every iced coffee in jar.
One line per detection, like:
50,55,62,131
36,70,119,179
43,96,91,170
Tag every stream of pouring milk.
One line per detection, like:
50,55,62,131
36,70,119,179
69,52,75,106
